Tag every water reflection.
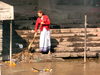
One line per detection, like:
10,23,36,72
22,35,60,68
0,65,1,75
83,63,86,75
39,72,51,75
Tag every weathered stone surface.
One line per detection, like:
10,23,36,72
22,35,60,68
15,28,100,58
86,52,97,57
55,47,100,52
1,0,100,25
16,28,100,34
54,52,97,58
54,53,71,58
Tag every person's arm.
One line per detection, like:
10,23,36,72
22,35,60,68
34,18,39,32
42,16,50,25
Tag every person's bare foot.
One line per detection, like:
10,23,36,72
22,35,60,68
48,51,51,55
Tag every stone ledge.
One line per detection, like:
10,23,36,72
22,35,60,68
54,52,97,58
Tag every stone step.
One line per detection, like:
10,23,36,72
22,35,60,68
20,33,98,39
30,43,58,48
67,37,100,42
51,33,97,37
27,38,61,43
27,41,100,46
58,42,100,47
59,41,100,45
51,29,97,33
16,28,100,34
29,41,100,48
28,49,98,58
54,47,100,52
27,37,100,43
53,52,97,58
20,31,98,36
30,46,100,53
68,43,100,47
28,41,100,48
15,29,100,53
20,33,75,38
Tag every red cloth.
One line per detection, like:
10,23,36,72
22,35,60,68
34,15,50,32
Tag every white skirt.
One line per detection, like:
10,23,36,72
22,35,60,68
40,28,51,52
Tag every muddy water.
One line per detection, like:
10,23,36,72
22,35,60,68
1,59,100,75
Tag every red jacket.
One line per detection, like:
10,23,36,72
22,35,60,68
34,15,50,32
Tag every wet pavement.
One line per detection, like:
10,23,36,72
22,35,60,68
1,58,100,75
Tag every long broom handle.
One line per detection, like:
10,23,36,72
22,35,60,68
28,32,37,50
28,24,42,50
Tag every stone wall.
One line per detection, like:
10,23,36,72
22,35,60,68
1,0,100,25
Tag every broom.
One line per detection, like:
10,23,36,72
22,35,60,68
28,24,42,51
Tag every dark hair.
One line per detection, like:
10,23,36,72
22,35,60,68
37,10,44,15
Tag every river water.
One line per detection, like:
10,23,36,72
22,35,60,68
1,58,100,75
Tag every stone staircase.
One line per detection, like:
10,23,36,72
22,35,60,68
16,28,100,57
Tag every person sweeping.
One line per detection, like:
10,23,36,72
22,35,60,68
34,10,51,54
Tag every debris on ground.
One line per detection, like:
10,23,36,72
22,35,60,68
32,67,52,72
12,49,54,63
5,61,16,67
12,48,65,63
